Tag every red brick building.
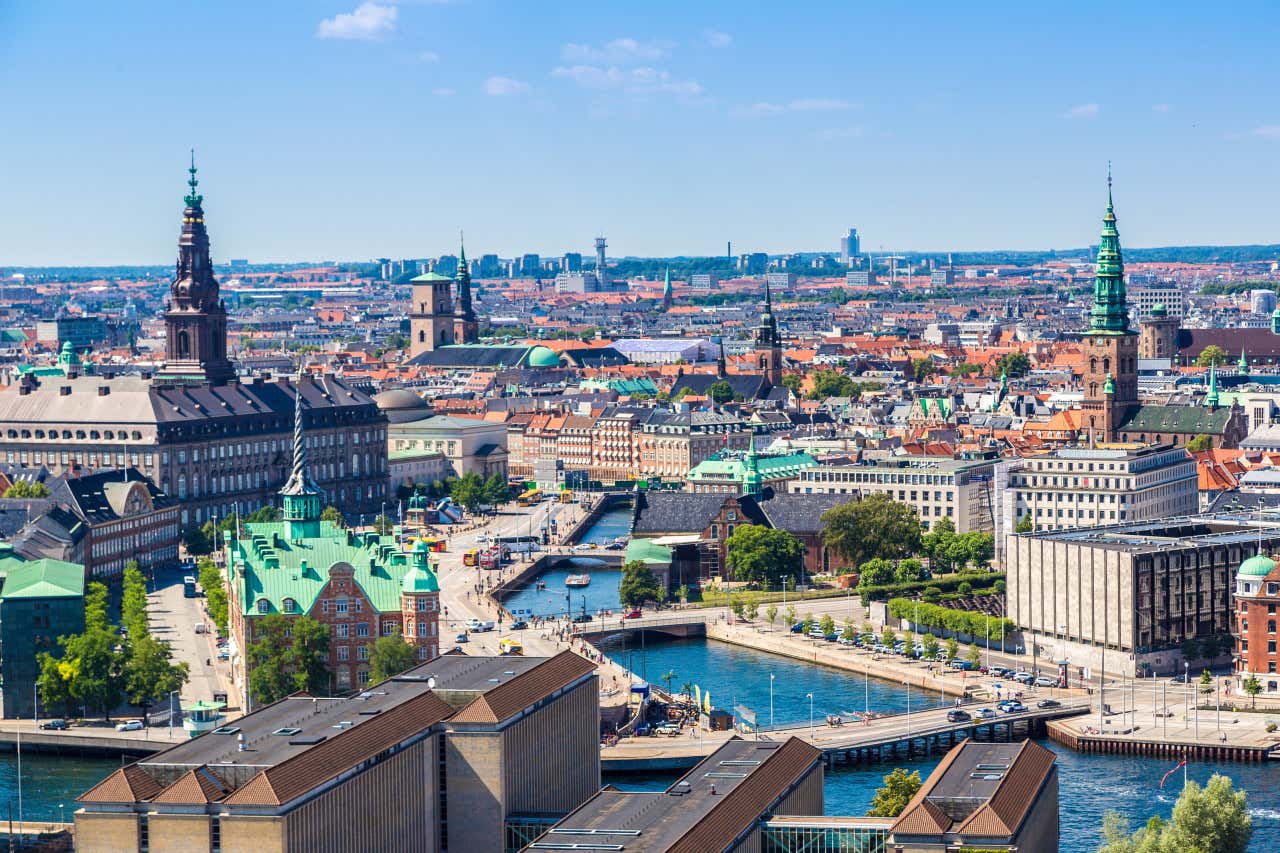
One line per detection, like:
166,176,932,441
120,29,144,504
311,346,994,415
1234,553,1280,698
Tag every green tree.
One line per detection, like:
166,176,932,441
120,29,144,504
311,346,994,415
123,634,189,719
881,627,896,648
823,495,921,568
894,558,926,584
482,473,511,506
1015,514,1034,534
369,630,418,683
1242,674,1262,708
766,604,778,630
707,380,735,404
966,643,982,667
183,523,213,556
725,525,804,586
1180,638,1200,662
841,621,856,641
84,581,109,633
371,515,394,535
121,563,148,638
451,472,487,512
248,615,297,705
910,357,935,383
1097,773,1252,853
867,768,923,817
320,505,345,527
198,558,229,634
1196,345,1228,368
819,614,835,636
945,637,959,661
35,651,73,718
995,350,1031,377
1185,434,1212,453
922,634,940,660
1199,669,1214,695
62,627,123,720
856,558,896,588
3,480,50,498
780,374,803,395
619,561,663,609
806,368,856,401
784,605,797,628
801,613,815,634
290,617,332,695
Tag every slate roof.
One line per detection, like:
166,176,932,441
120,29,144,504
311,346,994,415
403,345,535,369
63,468,175,525
1117,404,1235,436
749,491,848,535
631,492,736,535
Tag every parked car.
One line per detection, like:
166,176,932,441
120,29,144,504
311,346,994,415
1034,676,1058,688
975,707,997,720
623,610,643,620
1037,699,1062,709
454,633,469,644
571,614,593,624
823,633,839,642
790,623,806,633
1170,674,1188,684
836,636,856,646
39,719,71,731
116,719,144,732
946,710,972,723
510,620,529,631
604,541,625,550
216,649,230,660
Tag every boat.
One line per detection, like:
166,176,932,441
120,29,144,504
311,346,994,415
536,580,547,590
565,574,591,587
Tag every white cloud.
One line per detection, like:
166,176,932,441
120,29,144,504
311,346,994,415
552,64,702,97
317,2,398,41
737,98,854,117
483,76,529,96
704,29,732,48
1064,102,1100,119
1249,125,1280,138
1152,103,1171,113
561,38,669,64
433,87,455,97
418,50,440,63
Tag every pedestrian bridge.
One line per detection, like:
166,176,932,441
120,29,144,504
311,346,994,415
576,611,711,640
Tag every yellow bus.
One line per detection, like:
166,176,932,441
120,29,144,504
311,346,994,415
517,488,542,507
498,638,524,656
559,490,573,504
463,548,480,567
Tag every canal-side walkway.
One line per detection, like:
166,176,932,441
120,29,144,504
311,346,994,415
1047,699,1280,762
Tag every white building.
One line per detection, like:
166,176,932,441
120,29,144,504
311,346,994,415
1009,444,1197,533
611,338,720,365
1128,286,1185,320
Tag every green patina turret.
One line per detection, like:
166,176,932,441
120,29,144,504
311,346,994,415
1103,372,1115,395
1239,348,1249,373
279,371,322,539
402,540,440,593
57,341,78,376
1271,306,1280,335
662,266,673,310
1205,363,1220,409
992,370,1009,411
1089,172,1130,335
743,442,763,497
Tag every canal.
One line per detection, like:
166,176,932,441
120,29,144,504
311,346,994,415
601,636,1280,850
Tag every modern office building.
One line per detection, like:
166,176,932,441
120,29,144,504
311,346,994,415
526,737,823,853
737,252,769,275
1233,552,1280,698
75,652,598,853
688,273,719,290
1008,444,1197,533
0,547,84,718
1007,513,1280,676
1127,285,1184,320
790,456,998,532
839,228,860,265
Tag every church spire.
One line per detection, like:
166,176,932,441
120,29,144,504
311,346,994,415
452,232,478,344
662,267,673,310
280,366,323,536
1089,168,1130,335
185,149,202,208
1239,347,1249,373
1206,363,1220,409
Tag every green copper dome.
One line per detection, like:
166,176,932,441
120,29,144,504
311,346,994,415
526,345,559,368
1238,554,1277,578
403,540,440,593
1150,303,1167,317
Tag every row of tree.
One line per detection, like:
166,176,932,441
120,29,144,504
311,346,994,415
37,563,189,721
449,472,513,513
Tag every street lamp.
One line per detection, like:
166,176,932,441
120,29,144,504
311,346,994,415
168,691,180,739
905,680,912,739
806,692,814,738
1184,661,1190,731
769,674,775,729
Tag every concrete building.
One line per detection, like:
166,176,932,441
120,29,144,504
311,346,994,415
737,252,769,275
790,456,998,532
1251,289,1277,316
839,228,860,265
688,273,719,290
376,391,508,484
35,314,108,350
75,652,598,853
846,268,877,287
1127,285,1184,320
526,737,822,852
554,270,603,294
1008,444,1197,533
1233,552,1280,698
0,547,83,718
1138,303,1181,359
1006,514,1280,676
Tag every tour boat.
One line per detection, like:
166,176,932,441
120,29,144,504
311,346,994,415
565,574,591,587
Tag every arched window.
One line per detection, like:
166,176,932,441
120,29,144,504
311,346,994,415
177,473,187,499
257,598,270,614
418,330,425,343
1090,358,1097,372
177,330,190,359
283,598,296,613
1103,357,1110,372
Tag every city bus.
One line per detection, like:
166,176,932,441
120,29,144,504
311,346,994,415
183,575,197,598
517,488,542,507
463,548,480,567
419,537,447,553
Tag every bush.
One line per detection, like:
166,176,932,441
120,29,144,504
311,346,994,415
887,597,1014,641
858,572,1004,604
1266,722,1277,733
922,586,943,602
993,579,1006,594
957,581,973,595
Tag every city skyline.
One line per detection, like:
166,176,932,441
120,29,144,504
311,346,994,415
3,1,1280,265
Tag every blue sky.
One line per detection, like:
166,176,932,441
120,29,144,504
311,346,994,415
2,1,1279,265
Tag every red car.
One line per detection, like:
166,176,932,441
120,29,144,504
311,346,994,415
623,610,643,619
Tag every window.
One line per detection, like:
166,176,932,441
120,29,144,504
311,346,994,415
337,646,349,661
357,645,370,660
382,621,395,636
336,597,349,614
257,599,270,614
357,622,369,637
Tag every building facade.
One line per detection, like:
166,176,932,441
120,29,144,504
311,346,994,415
790,456,997,533
1009,444,1197,533
65,469,180,579
0,548,84,718
1234,554,1280,698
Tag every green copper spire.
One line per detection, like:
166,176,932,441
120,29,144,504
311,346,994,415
1205,363,1220,408
1103,372,1115,395
743,442,763,497
662,267,673,304
184,149,203,208
1239,347,1249,372
1089,168,1130,335
280,367,323,538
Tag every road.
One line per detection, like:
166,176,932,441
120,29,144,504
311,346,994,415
146,566,234,711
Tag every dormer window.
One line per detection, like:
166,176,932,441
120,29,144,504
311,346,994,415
283,598,297,613
257,599,270,614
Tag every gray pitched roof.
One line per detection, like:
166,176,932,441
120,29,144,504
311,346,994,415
631,492,733,535
748,491,847,535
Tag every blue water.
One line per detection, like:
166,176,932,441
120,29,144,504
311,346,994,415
602,637,1280,851
577,503,632,545
0,753,121,821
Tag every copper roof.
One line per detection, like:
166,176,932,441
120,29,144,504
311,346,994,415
450,651,595,724
224,690,454,807
77,764,164,804
152,767,233,804
667,738,822,853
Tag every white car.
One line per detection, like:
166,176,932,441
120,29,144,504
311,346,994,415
115,719,144,732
